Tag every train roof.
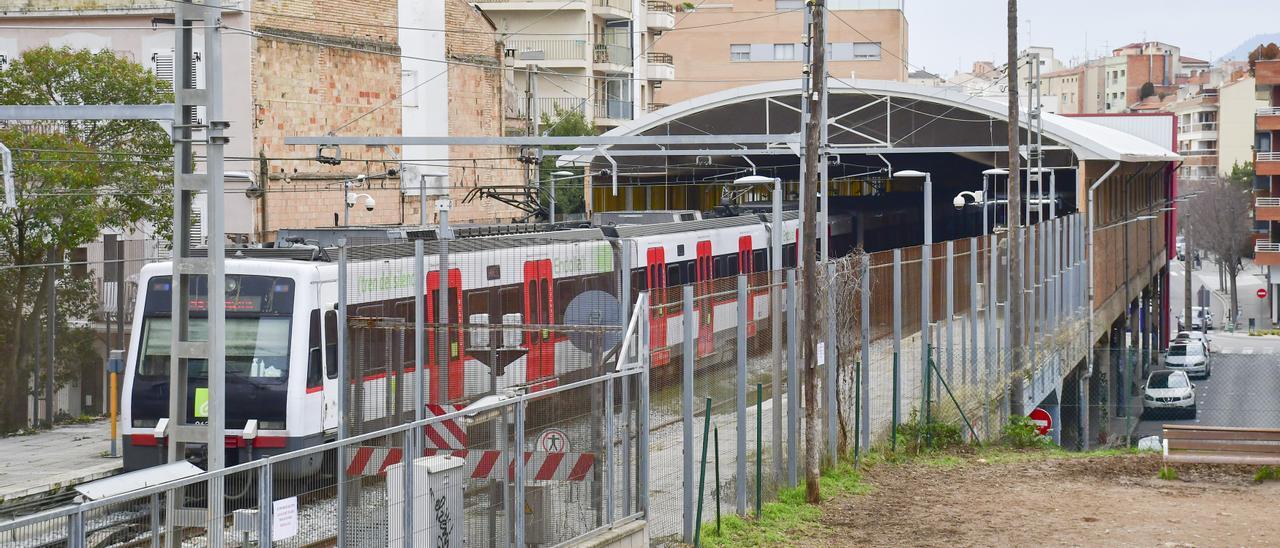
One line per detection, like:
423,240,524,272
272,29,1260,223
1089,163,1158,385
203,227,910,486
601,214,768,239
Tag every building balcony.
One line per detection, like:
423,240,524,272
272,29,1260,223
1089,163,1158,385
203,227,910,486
512,97,589,120
1256,59,1280,86
1258,106,1280,132
475,0,587,12
1257,197,1280,222
593,44,634,72
593,0,631,19
1259,151,1280,177
647,102,670,113
1180,148,1218,156
594,99,633,126
506,39,590,68
646,1,676,30
645,52,675,81
1178,122,1217,134
1256,240,1280,267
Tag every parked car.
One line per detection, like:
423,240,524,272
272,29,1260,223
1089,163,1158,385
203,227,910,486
1175,330,1212,355
1142,370,1196,419
1177,307,1214,331
1165,342,1210,378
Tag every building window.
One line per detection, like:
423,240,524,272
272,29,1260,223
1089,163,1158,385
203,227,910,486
776,0,804,9
773,43,796,61
730,44,750,61
851,42,881,60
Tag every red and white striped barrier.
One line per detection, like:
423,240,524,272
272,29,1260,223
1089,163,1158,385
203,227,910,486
423,403,468,450
346,446,595,482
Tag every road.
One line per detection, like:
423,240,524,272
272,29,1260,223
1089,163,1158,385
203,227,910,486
1168,258,1270,333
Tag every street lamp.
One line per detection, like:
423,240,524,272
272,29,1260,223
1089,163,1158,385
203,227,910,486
893,169,932,403
982,168,1009,235
548,170,574,223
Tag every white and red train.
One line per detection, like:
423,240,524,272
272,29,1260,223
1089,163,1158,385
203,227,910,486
120,208,900,473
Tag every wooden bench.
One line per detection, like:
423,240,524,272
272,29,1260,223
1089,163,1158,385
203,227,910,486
1162,424,1280,465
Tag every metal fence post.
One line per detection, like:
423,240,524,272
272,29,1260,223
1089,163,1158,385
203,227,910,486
892,249,902,442
682,285,695,543
605,368,615,524
149,493,160,548
946,241,955,386
514,399,526,547
620,244,633,518
785,270,799,488
735,274,748,514
860,255,871,452
414,238,425,430
337,239,349,546
259,460,273,547
639,292,651,519
986,233,997,439
66,510,84,548
825,262,838,465
403,422,415,546
970,237,979,389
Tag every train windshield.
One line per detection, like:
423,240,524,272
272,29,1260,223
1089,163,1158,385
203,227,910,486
138,317,291,380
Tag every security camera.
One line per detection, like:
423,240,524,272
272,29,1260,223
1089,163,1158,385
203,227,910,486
953,195,966,210
346,192,357,207
364,196,376,211
355,174,367,182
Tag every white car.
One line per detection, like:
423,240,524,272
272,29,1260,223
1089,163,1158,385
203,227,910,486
1165,342,1210,378
1173,330,1211,355
1142,370,1196,418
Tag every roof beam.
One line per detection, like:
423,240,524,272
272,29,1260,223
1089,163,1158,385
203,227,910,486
0,104,175,120
285,134,802,147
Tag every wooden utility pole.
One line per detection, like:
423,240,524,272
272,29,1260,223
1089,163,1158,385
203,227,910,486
802,0,826,504
1007,0,1026,417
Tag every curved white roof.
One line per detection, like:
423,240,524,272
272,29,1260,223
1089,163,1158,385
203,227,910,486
592,79,1179,164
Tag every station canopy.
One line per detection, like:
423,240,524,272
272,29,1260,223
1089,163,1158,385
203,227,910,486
561,79,1178,181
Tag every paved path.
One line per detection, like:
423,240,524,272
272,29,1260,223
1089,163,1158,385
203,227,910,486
0,419,120,503
1135,353,1280,439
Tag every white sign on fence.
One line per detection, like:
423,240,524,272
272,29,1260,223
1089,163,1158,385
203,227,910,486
816,342,826,366
272,496,299,540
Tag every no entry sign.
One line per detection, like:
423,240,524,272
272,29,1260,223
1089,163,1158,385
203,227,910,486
1029,407,1052,436
1258,288,1269,300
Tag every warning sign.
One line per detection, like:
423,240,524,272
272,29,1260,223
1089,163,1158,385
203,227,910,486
536,428,571,452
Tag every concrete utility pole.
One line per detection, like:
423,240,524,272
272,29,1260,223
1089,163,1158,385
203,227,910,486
1007,0,1027,417
801,0,826,504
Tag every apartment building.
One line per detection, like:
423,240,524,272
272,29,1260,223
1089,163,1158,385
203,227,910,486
1252,56,1280,270
1168,87,1220,182
1218,73,1266,175
1043,66,1085,114
651,0,908,106
477,0,673,128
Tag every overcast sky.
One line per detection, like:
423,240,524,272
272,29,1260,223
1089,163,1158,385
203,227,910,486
903,0,1280,75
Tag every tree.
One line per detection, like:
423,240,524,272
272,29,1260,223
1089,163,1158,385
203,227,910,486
0,47,173,432
1226,161,1255,189
538,105,595,219
1249,42,1280,75
1186,181,1253,331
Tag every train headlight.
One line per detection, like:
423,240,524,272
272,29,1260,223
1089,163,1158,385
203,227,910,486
258,420,286,430
225,275,240,294
132,418,158,428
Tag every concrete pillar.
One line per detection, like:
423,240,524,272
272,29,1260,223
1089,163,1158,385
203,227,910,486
1138,290,1149,378
1089,340,1110,444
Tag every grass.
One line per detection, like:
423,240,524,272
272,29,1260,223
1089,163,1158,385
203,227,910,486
1254,465,1279,483
1249,328,1280,336
1158,465,1179,481
698,460,872,548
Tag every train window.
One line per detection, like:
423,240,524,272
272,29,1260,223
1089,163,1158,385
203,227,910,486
307,310,322,389
754,250,767,273
713,256,726,279
486,265,501,280
667,264,682,286
631,269,646,292
324,310,338,379
468,290,490,322
499,286,520,316
676,244,685,257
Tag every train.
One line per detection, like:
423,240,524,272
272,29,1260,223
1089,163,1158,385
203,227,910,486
120,205,919,474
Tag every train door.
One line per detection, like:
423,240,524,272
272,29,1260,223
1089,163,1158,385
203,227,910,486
426,269,464,403
523,259,556,389
321,306,340,432
646,247,669,366
696,240,714,357
738,235,757,337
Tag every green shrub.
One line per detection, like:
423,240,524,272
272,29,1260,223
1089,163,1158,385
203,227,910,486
1255,465,1279,482
1158,465,1179,481
1000,416,1053,449
893,410,964,454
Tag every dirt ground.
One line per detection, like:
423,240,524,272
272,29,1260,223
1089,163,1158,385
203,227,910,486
803,452,1280,547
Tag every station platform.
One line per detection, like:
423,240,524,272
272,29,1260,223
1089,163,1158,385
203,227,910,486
0,419,121,507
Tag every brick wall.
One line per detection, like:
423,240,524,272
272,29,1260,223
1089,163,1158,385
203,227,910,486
250,0,404,234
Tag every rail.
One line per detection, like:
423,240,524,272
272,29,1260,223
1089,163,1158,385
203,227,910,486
647,52,673,65
1180,149,1218,157
1259,151,1280,162
647,0,674,12
1256,197,1280,207
506,39,589,62
1178,122,1217,133
1255,241,1280,253
594,99,634,121
594,43,634,66
1257,107,1280,116
594,0,631,12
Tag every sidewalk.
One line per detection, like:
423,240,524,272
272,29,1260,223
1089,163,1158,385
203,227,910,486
0,419,121,503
